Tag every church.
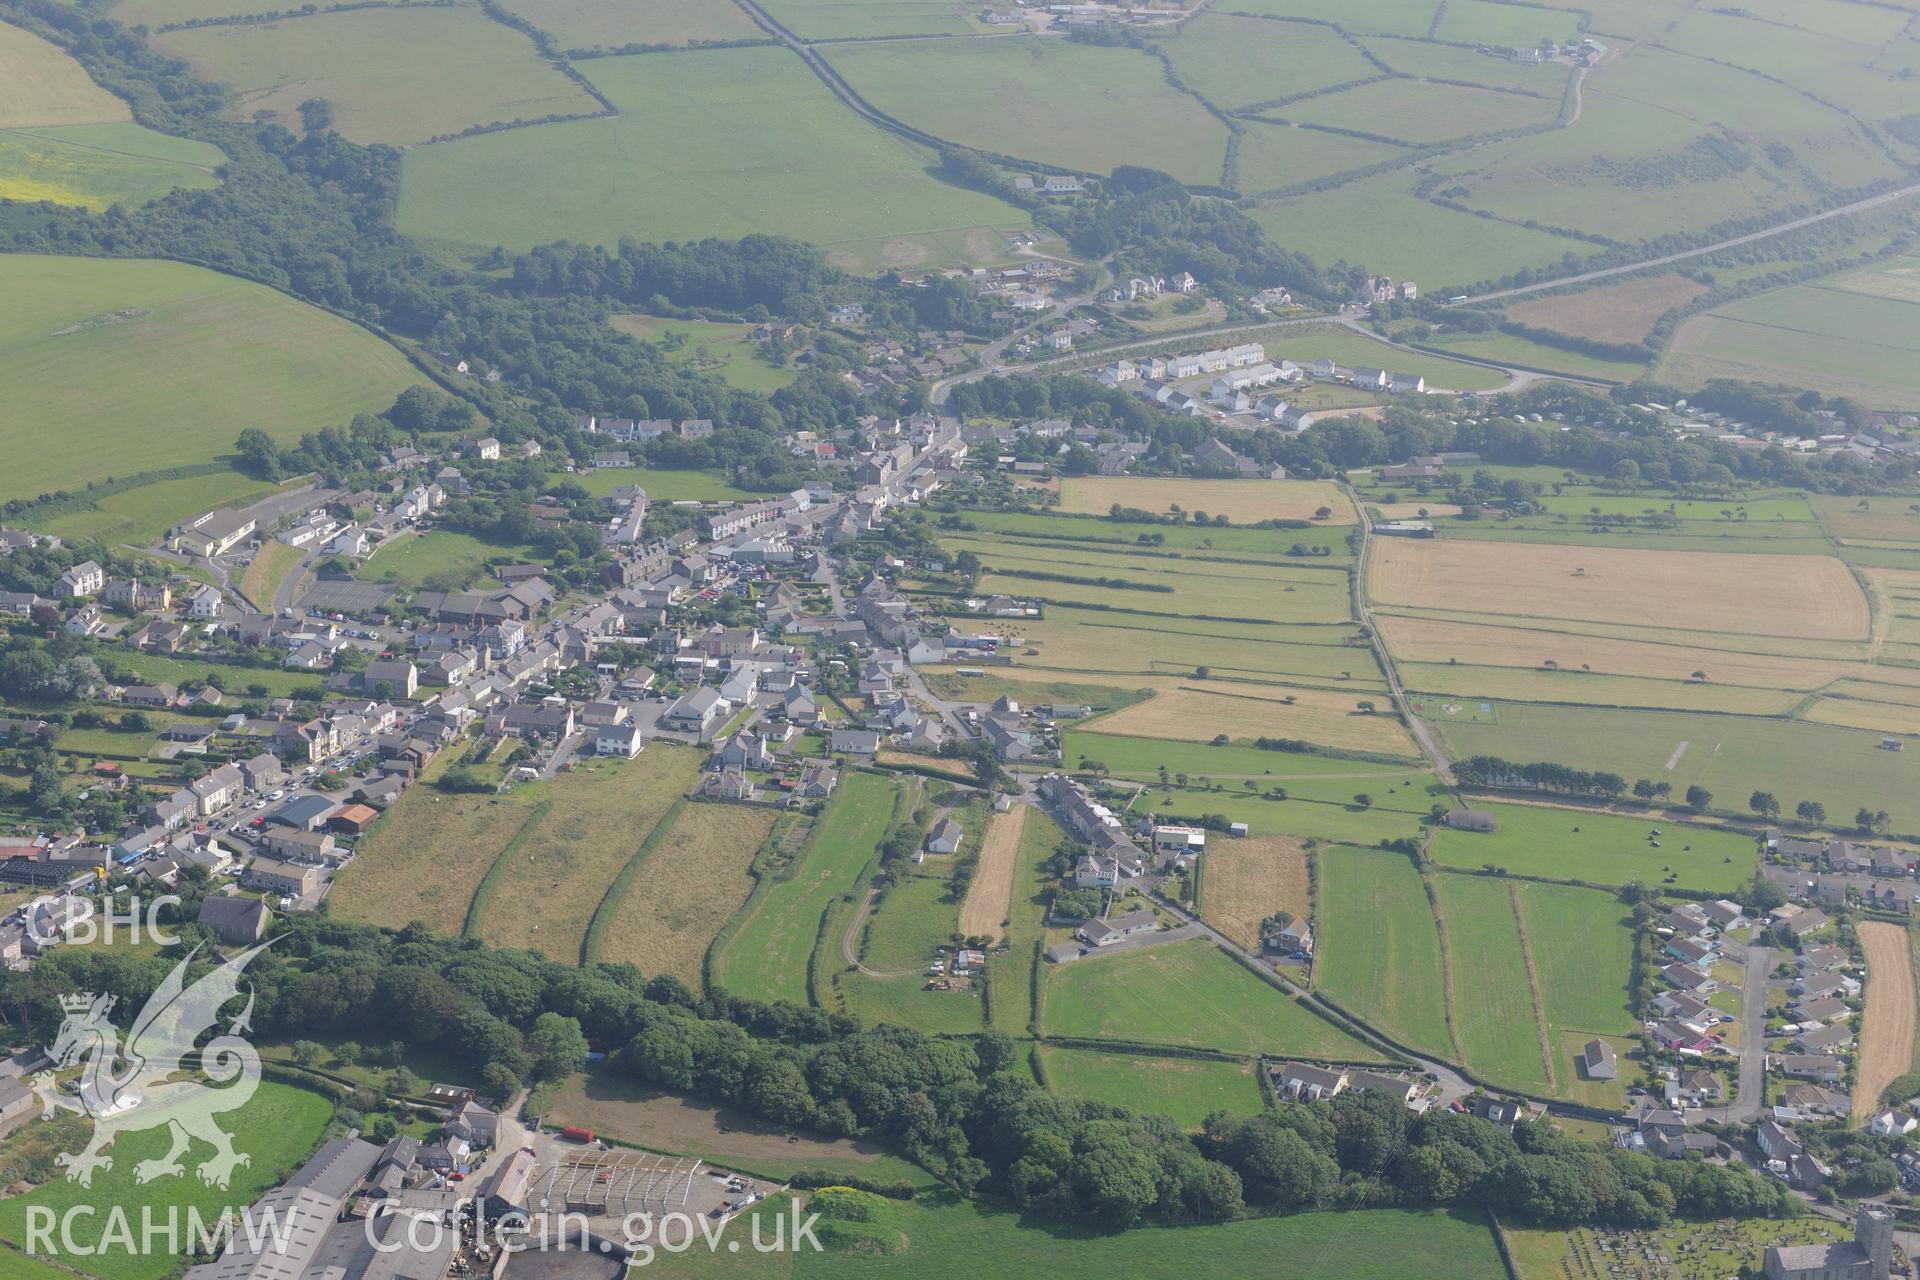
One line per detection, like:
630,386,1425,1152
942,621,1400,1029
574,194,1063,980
1764,1209,1893,1280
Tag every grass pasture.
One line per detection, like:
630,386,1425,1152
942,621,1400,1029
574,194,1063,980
1219,0,1439,37
357,528,534,590
1369,537,1870,641
0,122,223,209
40,470,283,546
1042,938,1385,1060
711,772,899,1004
988,806,1068,1036
1057,476,1354,524
0,1083,333,1280
1233,118,1407,194
0,255,426,506
1433,873,1551,1093
1315,845,1452,1057
1432,702,1920,833
469,750,703,960
756,0,982,39
670,1197,1507,1280
1658,281,1920,410
995,608,1382,687
1432,0,1579,47
556,464,756,503
1037,1047,1264,1127
1278,76,1560,146
607,314,799,394
822,36,1229,187
399,46,1029,270
0,18,131,128
497,0,763,50
1198,833,1312,951
1160,13,1380,112
1363,35,1573,94
157,6,596,144
594,801,776,988
1432,802,1753,892
331,782,544,934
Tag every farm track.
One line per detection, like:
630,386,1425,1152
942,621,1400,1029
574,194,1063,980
1347,481,1455,784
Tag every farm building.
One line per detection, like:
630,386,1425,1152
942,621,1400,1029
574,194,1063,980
1444,809,1498,833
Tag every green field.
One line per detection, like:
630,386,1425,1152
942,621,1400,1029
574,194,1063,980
399,45,1030,270
1041,938,1385,1060
1429,801,1753,892
608,314,800,394
987,807,1069,1036
39,470,283,546
1,17,132,128
496,0,764,50
757,0,982,39
840,969,985,1036
0,1082,333,1280
650,1194,1507,1280
1037,1047,1264,1127
1431,702,1920,834
1315,845,1452,1057
1280,77,1560,146
1063,731,1433,792
1160,14,1379,112
155,6,597,145
0,255,426,506
1433,872,1551,1092
1233,118,1407,195
823,36,1230,187
1658,281,1920,410
1422,328,1648,382
1249,324,1513,391
356,528,535,590
1518,882,1638,1039
712,772,899,1004
1363,36,1574,93
1432,0,1579,46
1221,0,1439,38
861,870,958,972
1249,169,1592,293
0,122,223,209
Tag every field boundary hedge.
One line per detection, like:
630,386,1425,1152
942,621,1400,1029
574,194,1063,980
460,799,552,939
581,796,691,965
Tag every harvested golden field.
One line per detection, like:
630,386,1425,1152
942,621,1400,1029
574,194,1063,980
0,21,131,128
1374,614,1859,689
1829,678,1920,707
1853,922,1915,1119
1369,538,1870,641
1800,697,1920,736
1503,274,1707,344
332,787,542,934
1058,476,1356,525
1199,835,1310,951
596,801,776,987
472,747,703,961
959,804,1026,941
1090,681,1421,756
1373,502,1462,519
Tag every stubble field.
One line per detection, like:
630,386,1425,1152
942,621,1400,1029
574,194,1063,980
1057,476,1356,524
1370,538,1871,640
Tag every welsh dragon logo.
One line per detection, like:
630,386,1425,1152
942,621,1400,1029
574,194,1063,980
28,943,268,1188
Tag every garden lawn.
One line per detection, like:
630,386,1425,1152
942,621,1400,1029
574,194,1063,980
0,256,426,506
399,46,1030,271
0,1082,332,1280
1037,1047,1264,1127
1041,938,1385,1060
1315,846,1453,1057
711,772,899,1004
1428,801,1753,893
